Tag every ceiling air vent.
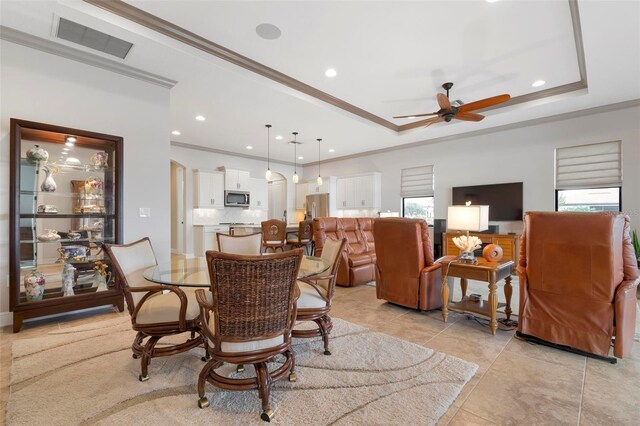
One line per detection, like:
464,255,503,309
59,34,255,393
56,18,133,59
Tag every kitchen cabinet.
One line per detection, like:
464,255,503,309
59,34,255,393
194,170,224,208
194,225,229,256
249,178,268,210
307,176,334,195
336,173,381,210
295,182,308,210
223,168,250,191
9,119,124,332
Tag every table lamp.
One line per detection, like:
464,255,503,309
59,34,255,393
447,202,489,263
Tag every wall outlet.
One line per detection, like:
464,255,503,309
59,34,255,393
139,207,151,218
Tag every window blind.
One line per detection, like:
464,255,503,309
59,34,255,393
555,140,622,189
401,165,434,197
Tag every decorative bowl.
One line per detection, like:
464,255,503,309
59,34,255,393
58,245,89,261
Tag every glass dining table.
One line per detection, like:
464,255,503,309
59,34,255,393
143,255,330,287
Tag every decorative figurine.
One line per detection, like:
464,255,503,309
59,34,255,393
40,165,57,192
24,270,46,302
26,145,49,163
62,263,76,297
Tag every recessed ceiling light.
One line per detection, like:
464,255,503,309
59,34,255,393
275,135,283,140
532,79,546,87
246,145,253,150
171,130,181,135
325,68,337,78
195,115,206,121
298,156,304,160
256,23,281,40
486,0,499,3
328,149,335,153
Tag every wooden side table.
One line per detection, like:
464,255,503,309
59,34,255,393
440,257,514,335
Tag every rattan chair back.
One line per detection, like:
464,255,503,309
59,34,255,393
206,249,303,344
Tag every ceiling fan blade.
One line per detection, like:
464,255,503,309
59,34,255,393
437,93,451,110
458,94,511,113
423,117,444,128
454,112,485,122
393,112,439,119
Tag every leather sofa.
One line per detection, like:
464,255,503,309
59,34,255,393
517,212,639,359
373,218,443,310
313,217,376,287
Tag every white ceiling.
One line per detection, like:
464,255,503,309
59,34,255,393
1,1,639,164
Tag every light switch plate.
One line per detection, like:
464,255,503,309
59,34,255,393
139,207,151,218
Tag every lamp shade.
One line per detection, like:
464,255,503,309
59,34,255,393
447,205,489,232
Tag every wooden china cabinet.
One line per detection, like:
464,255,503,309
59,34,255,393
9,119,124,332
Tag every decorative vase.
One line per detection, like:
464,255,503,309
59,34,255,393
26,145,49,163
40,166,57,192
93,271,111,291
24,270,46,302
90,151,108,169
37,229,61,242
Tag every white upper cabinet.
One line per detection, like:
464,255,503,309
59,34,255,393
224,168,250,191
295,182,308,210
336,173,381,210
307,177,332,195
249,178,268,210
194,170,224,208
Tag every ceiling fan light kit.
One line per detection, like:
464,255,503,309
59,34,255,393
393,82,511,128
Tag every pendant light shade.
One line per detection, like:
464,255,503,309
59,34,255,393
292,132,299,183
316,138,323,186
265,124,272,181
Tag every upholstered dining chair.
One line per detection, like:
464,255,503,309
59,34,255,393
286,220,314,255
105,238,207,381
292,237,347,355
195,249,303,421
216,232,262,255
261,219,287,253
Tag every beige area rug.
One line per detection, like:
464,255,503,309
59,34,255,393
8,317,477,425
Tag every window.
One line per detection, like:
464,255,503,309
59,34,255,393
555,140,622,212
401,165,434,225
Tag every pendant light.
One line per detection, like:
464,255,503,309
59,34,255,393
265,124,272,181
316,138,323,186
292,131,299,183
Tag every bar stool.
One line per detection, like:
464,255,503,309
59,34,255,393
261,219,287,252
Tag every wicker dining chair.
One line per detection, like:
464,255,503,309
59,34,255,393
292,237,347,355
216,232,262,255
195,249,303,421
261,219,287,253
105,238,208,382
286,220,314,255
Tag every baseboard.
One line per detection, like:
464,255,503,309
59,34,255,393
0,311,13,328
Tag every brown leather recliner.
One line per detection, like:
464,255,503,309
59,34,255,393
373,218,443,310
313,217,376,287
517,212,639,360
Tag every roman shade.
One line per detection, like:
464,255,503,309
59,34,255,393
401,165,434,197
555,140,622,190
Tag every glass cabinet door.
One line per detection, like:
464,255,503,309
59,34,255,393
10,119,123,331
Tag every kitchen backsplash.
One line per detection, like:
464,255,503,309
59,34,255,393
193,208,268,225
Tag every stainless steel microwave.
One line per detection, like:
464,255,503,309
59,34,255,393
224,190,250,207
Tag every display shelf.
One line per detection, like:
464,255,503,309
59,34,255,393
20,213,114,219
20,237,114,244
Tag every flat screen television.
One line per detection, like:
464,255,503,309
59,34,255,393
452,182,523,221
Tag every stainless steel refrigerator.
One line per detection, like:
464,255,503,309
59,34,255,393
306,193,329,219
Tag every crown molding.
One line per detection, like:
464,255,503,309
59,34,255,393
171,141,295,167
0,25,177,89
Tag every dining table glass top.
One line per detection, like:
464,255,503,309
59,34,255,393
143,255,330,287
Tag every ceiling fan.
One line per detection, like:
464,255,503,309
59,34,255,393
394,82,511,127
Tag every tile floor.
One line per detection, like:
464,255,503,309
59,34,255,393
1,284,639,425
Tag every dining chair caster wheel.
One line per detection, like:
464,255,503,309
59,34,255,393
324,350,332,356
261,409,274,422
236,364,245,373
198,397,210,409
201,355,211,362
288,372,297,382
132,354,139,359
138,374,149,382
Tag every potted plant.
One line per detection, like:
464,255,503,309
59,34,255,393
632,229,640,267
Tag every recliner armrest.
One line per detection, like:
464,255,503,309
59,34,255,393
613,278,639,358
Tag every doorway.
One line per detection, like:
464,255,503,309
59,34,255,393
268,172,287,222
170,161,186,254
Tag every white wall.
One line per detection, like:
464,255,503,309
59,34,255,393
0,41,171,324
170,145,297,255
304,106,640,234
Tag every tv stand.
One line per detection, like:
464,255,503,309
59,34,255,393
442,232,519,272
